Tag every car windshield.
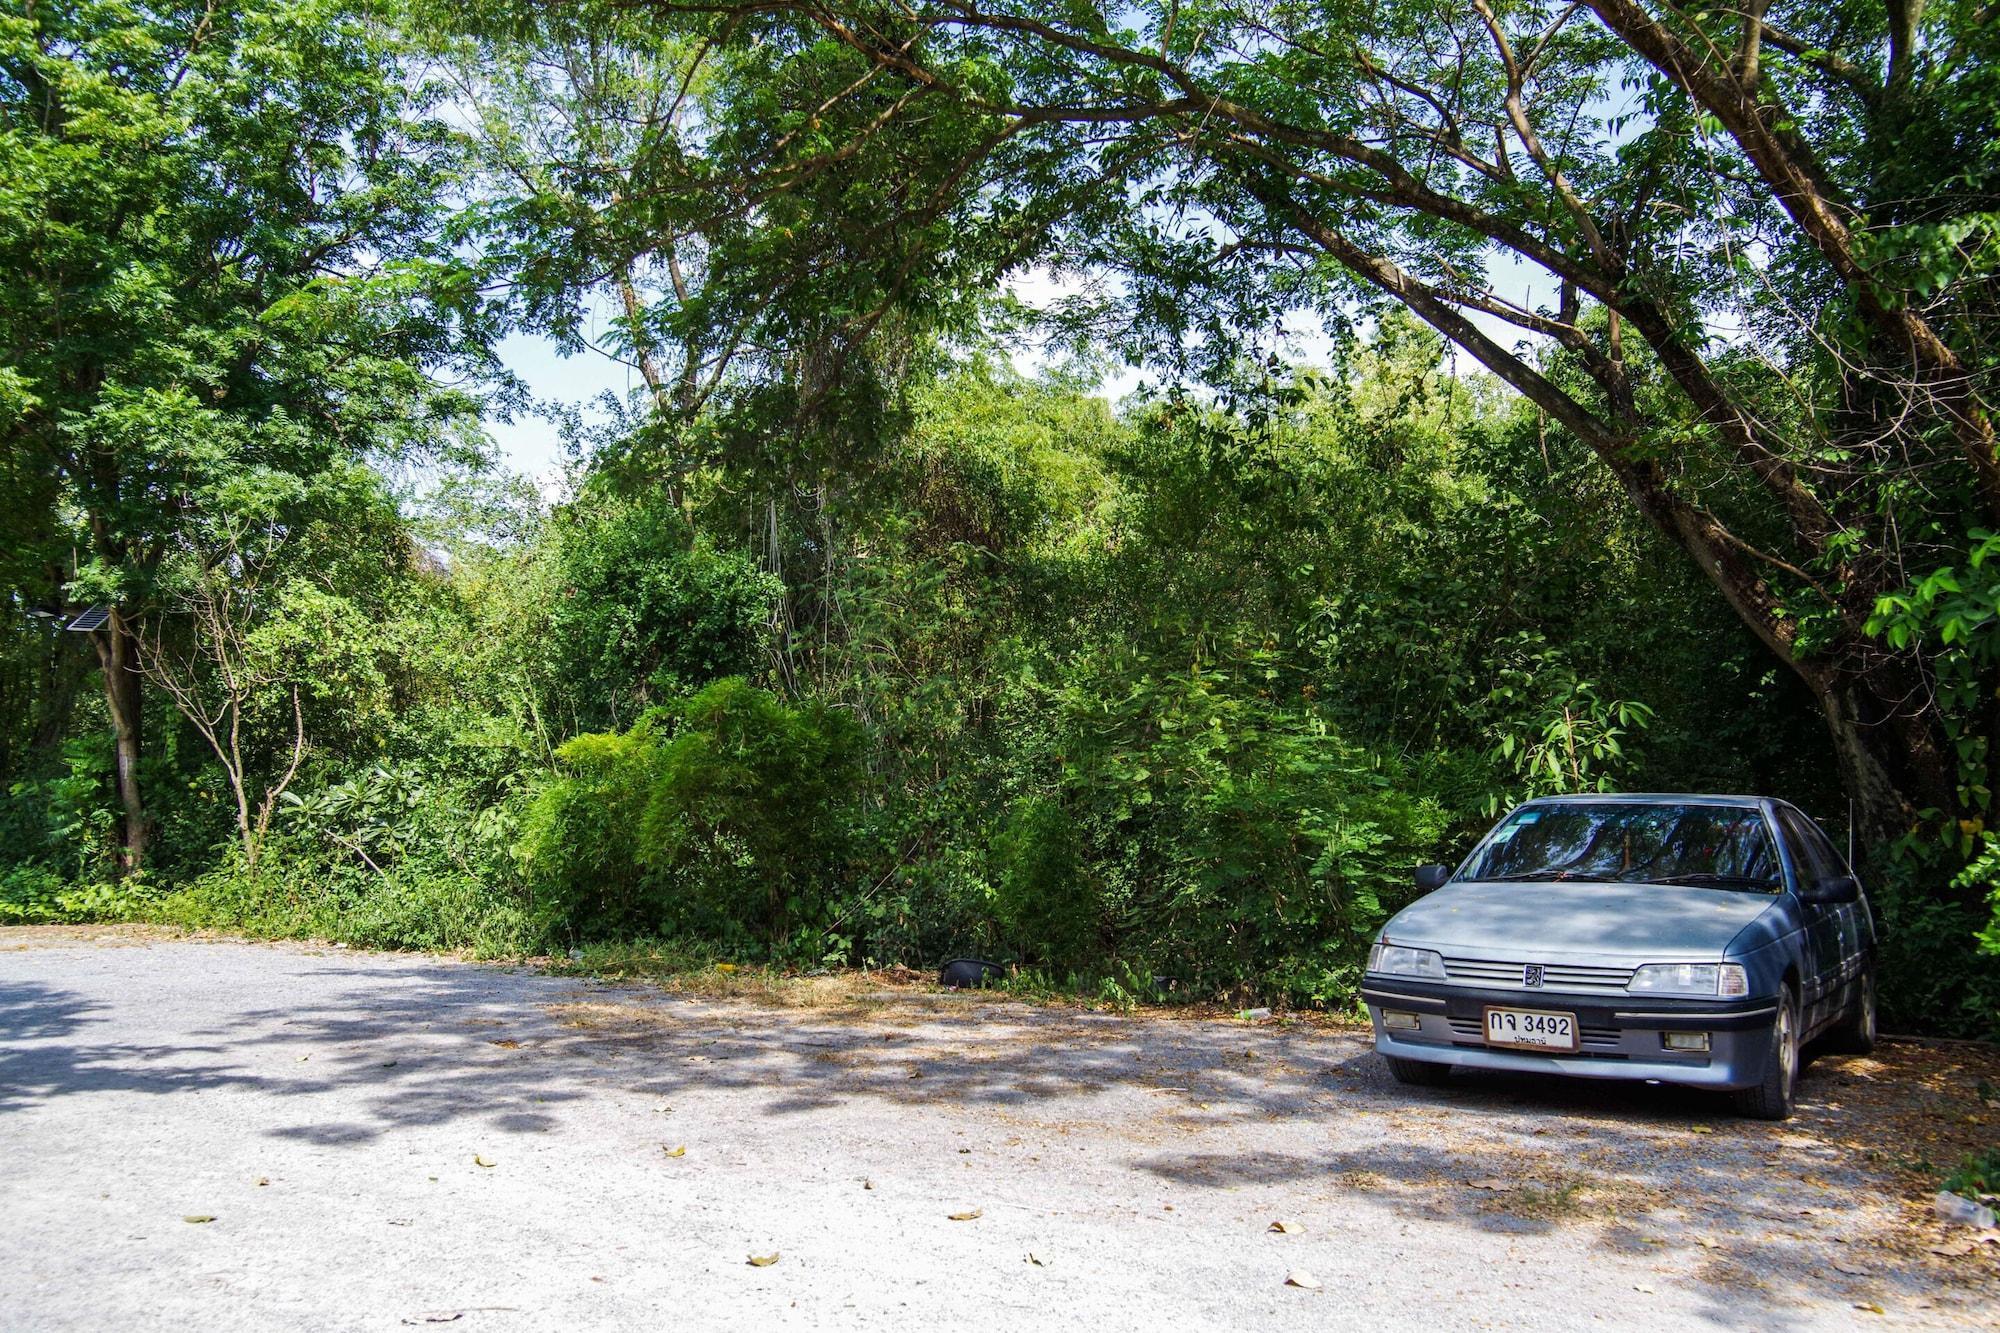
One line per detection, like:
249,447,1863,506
1463,802,1782,891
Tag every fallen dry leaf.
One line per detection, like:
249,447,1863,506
1284,1271,1321,1290
490,1039,520,1050
1930,1240,1974,1258
662,1145,686,1158
1025,1253,1044,1267
947,1209,984,1221
183,1214,215,1224
1688,1125,1714,1135
1831,1260,1872,1277
747,1253,779,1267
1466,1179,1512,1191
1695,1237,1721,1250
1268,1220,1301,1235
472,1155,495,1169
1854,1302,1885,1315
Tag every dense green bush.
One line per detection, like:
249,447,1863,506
536,497,781,733
0,863,70,923
518,678,866,952
989,655,1449,1003
0,862,163,924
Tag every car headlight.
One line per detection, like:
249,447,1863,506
1368,943,1446,979
1627,962,1748,998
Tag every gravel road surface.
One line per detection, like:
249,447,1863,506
2,932,1995,1330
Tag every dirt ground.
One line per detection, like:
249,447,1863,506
2,929,1996,1330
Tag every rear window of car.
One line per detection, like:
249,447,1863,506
1466,802,1781,891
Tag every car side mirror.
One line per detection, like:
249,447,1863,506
1803,873,1860,905
1414,863,1452,893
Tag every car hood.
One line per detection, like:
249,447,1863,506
1381,879,1781,962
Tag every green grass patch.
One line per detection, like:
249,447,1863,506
1943,1146,2000,1198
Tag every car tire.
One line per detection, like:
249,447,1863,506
1822,970,1878,1056
1733,991,1799,1121
1385,1055,1453,1088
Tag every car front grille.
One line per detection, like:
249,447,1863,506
1440,955,1635,993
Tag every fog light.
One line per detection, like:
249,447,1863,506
1663,1031,1710,1053
1380,1010,1421,1032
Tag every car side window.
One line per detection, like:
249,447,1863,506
1776,808,1842,889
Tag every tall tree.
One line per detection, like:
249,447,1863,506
439,0,1025,688
603,0,1998,860
0,0,493,871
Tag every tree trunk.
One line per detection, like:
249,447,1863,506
92,616,148,876
1809,654,1969,873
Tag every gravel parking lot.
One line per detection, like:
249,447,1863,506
2,931,1996,1330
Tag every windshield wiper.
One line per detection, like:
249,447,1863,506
1633,872,1778,890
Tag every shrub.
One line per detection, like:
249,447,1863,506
517,678,866,951
1866,838,2000,1038
335,867,530,956
0,863,68,923
992,797,1094,971
990,654,1449,1003
0,862,166,924
1944,1146,2000,1199
537,497,780,732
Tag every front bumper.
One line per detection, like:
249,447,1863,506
1361,977,1778,1091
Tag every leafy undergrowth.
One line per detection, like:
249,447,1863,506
1943,1144,2000,1200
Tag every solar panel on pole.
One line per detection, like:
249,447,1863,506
65,606,111,633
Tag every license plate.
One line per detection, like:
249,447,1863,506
1483,1006,1579,1052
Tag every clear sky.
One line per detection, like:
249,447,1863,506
484,328,633,494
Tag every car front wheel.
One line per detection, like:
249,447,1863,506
1733,992,1799,1121
1385,1054,1453,1088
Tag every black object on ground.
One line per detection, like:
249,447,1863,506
938,958,1007,989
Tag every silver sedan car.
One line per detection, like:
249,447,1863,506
1361,794,1876,1119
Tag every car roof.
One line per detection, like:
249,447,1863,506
1518,792,1771,809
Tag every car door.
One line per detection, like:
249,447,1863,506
1774,805,1846,1036
1797,810,1870,1009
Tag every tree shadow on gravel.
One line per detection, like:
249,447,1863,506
0,977,269,1113
195,961,1992,1323
3,952,1990,1326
